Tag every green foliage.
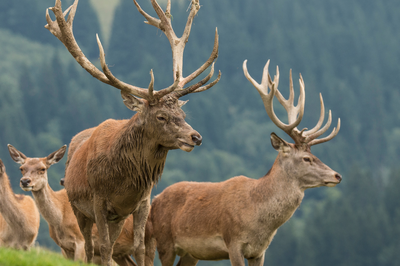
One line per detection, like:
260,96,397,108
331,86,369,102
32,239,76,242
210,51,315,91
0,246,96,266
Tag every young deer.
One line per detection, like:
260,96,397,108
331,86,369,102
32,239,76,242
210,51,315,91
0,158,40,250
45,1,220,265
7,144,138,266
145,60,342,266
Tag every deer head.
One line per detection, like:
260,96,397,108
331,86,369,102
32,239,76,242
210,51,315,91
45,0,220,153
8,145,67,191
243,60,342,190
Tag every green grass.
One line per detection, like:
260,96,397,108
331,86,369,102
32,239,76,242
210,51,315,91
0,247,97,266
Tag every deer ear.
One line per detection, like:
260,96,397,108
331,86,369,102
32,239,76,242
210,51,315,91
47,145,67,166
121,91,144,112
178,100,189,107
8,144,27,165
270,133,290,153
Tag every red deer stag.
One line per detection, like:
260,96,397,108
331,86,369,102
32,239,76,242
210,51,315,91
145,60,342,266
8,144,143,265
45,0,220,265
0,158,40,250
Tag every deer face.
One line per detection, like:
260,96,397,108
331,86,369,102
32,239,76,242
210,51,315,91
123,93,202,152
8,145,67,192
271,133,342,190
18,159,49,192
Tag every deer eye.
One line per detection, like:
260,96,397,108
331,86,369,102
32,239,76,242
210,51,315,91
303,157,312,163
157,116,167,122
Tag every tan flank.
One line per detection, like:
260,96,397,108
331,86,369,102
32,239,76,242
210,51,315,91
0,159,40,250
44,0,219,265
145,61,342,266
7,144,138,266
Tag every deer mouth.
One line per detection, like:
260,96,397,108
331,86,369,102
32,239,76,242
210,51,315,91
324,182,338,187
178,141,195,152
21,186,33,191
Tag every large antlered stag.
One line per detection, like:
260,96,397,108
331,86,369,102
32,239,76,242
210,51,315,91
145,60,342,266
45,0,220,265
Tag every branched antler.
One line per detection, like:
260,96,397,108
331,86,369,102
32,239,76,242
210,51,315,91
45,0,219,104
243,60,340,148
133,0,221,97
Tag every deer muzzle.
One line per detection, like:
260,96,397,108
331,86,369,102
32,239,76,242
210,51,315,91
20,178,33,191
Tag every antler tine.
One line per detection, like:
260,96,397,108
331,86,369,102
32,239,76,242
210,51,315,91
45,0,152,100
190,70,222,94
96,35,150,99
178,28,220,89
174,63,221,97
303,93,325,136
133,0,162,28
273,70,305,129
308,118,341,146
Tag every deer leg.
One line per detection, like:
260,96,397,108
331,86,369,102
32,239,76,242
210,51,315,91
75,240,87,262
158,247,177,266
72,205,94,263
133,196,151,266
144,230,156,266
93,196,114,266
248,253,265,266
227,244,245,266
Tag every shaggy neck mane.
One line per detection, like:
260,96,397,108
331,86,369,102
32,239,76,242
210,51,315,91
110,115,168,190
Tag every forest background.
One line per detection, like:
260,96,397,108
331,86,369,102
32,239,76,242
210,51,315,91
0,0,399,265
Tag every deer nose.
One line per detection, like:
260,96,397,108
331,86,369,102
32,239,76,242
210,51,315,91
335,173,342,182
191,134,202,146
60,178,65,186
20,179,31,187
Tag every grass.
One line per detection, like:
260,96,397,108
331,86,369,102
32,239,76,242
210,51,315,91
0,247,97,266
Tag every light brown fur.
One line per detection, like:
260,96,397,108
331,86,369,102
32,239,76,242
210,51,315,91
7,144,138,266
0,159,40,250
146,140,342,266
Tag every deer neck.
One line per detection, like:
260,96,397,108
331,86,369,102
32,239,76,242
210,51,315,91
31,184,63,226
0,173,27,229
112,116,168,188
252,159,304,229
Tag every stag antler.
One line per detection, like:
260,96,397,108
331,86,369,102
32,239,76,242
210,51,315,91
243,60,340,148
133,0,221,98
45,0,220,104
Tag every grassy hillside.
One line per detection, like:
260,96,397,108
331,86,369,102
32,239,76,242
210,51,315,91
0,247,97,266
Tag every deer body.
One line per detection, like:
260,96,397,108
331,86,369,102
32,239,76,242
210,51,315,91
8,144,138,266
146,60,342,265
147,141,340,265
0,159,40,250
